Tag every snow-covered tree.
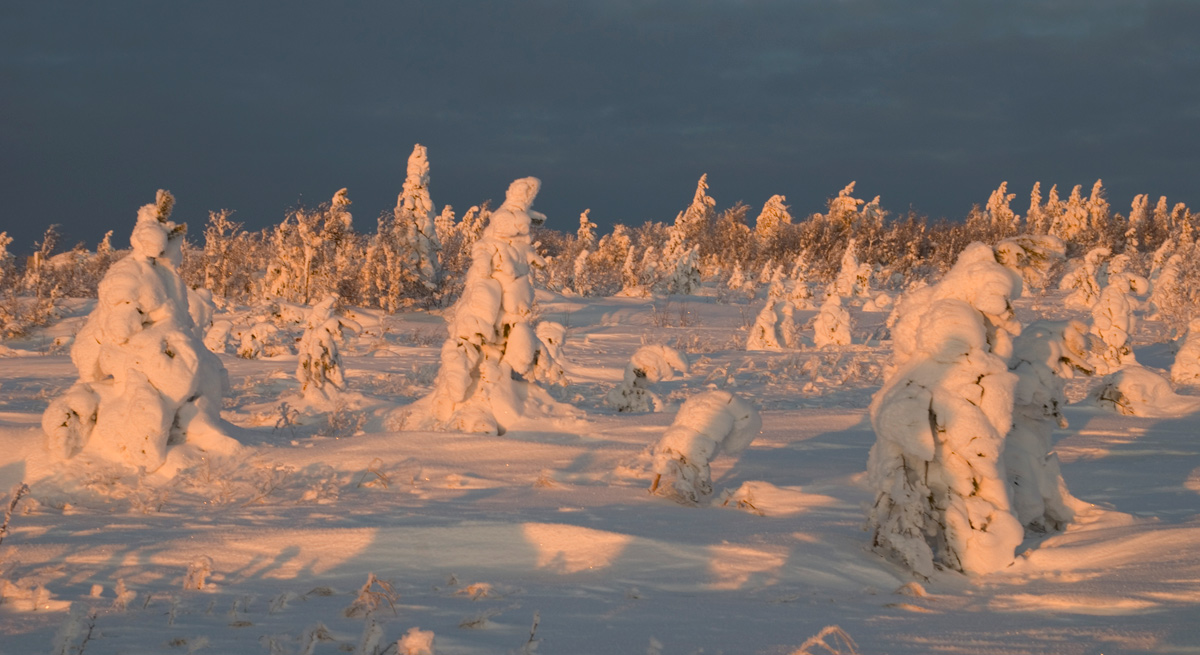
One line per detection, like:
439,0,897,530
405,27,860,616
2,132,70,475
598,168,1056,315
434,204,456,245
985,182,1019,235
812,295,852,348
606,345,689,413
1006,320,1089,533
296,295,361,406
42,191,239,471
754,194,792,241
825,182,864,225
646,390,761,505
867,242,1025,577
994,234,1066,292
831,240,871,299
394,144,443,292
786,255,814,309
1059,247,1111,310
1089,273,1149,374
1170,318,1200,385
747,299,786,351
1026,182,1047,235
1050,185,1089,245
1092,366,1200,418
263,189,358,305
1125,194,1150,253
414,177,569,434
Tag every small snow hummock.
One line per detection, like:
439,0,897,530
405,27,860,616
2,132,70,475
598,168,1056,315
1091,365,1200,418
646,390,762,505
296,294,361,407
867,242,1025,577
606,345,689,412
42,191,241,473
405,177,573,435
1006,320,1090,533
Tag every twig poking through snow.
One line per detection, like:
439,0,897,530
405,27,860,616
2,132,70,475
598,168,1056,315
0,482,29,549
789,625,858,655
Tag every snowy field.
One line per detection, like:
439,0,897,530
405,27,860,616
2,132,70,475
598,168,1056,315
2,288,1200,655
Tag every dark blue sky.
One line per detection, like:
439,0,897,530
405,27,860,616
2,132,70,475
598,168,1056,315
3,1,1198,252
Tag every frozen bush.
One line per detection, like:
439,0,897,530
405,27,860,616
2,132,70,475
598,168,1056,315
42,190,239,473
607,345,688,412
1059,247,1110,310
995,234,1066,292
647,390,762,504
1089,274,1148,374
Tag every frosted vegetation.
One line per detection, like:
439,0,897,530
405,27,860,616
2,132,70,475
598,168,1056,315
3,152,1200,652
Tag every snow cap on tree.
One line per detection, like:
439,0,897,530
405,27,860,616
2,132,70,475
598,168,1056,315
647,390,762,504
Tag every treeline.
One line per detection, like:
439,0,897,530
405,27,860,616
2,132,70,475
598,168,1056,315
2,145,1197,338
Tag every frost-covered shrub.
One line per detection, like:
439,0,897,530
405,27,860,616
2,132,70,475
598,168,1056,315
867,243,1025,577
1092,366,1200,417
296,295,361,405
812,295,852,348
1170,318,1200,385
1006,320,1089,533
607,345,688,412
647,390,761,504
42,191,240,472
415,178,570,434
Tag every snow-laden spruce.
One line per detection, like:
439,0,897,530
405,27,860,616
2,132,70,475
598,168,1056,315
295,294,361,407
645,390,762,504
1006,320,1090,532
1059,247,1110,310
42,191,240,472
867,242,1025,577
1089,272,1149,375
606,344,688,412
405,177,572,434
812,294,852,348
1170,318,1200,385
746,299,790,351
995,234,1066,292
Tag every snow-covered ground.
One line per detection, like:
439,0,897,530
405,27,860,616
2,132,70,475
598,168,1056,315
2,291,1199,654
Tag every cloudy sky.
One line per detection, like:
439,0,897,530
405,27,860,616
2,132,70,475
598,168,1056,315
3,1,1197,251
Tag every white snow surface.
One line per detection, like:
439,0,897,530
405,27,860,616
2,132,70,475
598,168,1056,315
3,285,1200,653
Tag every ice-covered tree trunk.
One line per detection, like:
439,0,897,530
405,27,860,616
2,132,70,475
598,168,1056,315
42,191,239,472
606,345,688,413
419,178,569,435
1006,320,1089,533
647,390,761,505
867,243,1025,577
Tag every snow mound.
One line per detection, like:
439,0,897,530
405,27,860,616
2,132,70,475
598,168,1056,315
1090,366,1200,418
